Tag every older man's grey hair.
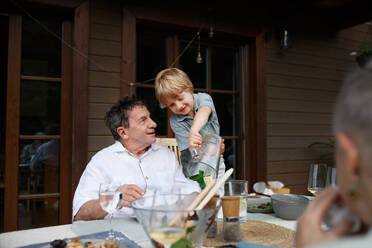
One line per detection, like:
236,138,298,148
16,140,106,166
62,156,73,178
333,61,372,159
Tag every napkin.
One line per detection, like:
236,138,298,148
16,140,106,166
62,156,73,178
253,181,289,195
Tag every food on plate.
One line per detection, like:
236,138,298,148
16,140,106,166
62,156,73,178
251,202,273,210
50,238,119,248
98,241,118,248
67,238,83,248
50,239,67,248
247,195,261,198
84,242,96,248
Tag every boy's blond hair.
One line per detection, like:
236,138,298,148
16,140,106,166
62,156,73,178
155,68,194,105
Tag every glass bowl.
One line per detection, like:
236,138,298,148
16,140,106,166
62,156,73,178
131,194,221,248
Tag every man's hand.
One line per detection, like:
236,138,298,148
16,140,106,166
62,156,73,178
296,187,353,248
118,184,145,208
189,129,202,149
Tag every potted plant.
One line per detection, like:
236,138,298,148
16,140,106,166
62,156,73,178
355,40,372,68
308,139,335,161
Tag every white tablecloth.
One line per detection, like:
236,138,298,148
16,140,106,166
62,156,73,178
0,213,296,247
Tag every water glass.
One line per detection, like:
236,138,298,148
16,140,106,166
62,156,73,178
224,180,248,222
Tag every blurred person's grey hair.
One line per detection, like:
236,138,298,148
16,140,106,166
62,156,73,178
333,61,372,160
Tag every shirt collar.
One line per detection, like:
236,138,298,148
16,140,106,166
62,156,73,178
112,140,160,154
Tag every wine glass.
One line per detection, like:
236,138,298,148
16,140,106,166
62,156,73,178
326,167,337,186
307,163,328,195
132,193,221,248
99,182,123,240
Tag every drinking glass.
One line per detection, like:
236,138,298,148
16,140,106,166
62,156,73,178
307,163,328,195
132,193,221,248
99,182,123,240
224,180,249,222
326,167,337,186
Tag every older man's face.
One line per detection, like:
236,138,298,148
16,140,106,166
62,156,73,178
126,105,157,148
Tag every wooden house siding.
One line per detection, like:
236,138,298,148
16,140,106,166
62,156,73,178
88,0,121,159
266,23,370,194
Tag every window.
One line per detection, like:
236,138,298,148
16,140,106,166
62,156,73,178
134,25,243,177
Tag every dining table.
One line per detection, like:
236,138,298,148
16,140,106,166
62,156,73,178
0,212,297,247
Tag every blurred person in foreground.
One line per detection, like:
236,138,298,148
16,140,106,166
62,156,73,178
296,63,372,248
73,96,199,221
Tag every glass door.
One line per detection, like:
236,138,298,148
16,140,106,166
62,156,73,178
4,14,72,231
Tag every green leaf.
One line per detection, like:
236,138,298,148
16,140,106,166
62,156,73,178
171,238,194,248
189,171,206,189
186,225,196,234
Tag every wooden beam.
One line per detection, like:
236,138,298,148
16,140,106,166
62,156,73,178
255,32,267,182
21,0,85,9
60,20,73,225
4,14,22,232
72,0,89,197
128,5,260,39
245,32,267,191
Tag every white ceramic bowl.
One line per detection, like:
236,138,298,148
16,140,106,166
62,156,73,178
271,194,309,220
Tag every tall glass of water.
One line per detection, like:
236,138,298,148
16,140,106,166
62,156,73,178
224,180,249,222
99,182,123,240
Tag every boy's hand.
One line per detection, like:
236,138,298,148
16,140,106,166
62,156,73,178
189,130,202,148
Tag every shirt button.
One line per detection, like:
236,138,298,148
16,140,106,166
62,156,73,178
145,176,149,180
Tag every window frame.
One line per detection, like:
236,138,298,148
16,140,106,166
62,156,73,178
4,14,72,231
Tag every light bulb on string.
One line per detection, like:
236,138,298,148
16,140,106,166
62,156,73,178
209,26,214,38
280,29,291,49
196,32,203,64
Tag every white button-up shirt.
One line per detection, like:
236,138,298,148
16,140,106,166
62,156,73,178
73,141,200,218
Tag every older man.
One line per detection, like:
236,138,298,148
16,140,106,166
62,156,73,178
296,64,372,247
73,96,199,221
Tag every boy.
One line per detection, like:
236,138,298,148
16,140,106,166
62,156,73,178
155,68,225,178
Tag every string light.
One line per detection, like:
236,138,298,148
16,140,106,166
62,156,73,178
196,32,203,64
209,26,214,38
280,29,291,49
11,0,205,86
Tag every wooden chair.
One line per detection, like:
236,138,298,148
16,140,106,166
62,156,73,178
156,138,181,165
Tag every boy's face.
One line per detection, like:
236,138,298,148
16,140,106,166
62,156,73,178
166,91,194,116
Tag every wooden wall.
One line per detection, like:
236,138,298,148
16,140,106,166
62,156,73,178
265,23,372,194
87,0,121,159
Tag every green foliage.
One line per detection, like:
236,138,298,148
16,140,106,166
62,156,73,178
358,40,372,56
190,170,206,189
151,226,197,248
170,226,196,248
308,139,335,160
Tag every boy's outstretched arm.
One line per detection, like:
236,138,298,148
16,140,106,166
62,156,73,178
189,106,211,148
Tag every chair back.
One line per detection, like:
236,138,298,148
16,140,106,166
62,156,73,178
156,138,181,165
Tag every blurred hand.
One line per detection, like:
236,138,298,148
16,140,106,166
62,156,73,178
189,130,202,149
220,139,225,158
118,184,145,208
296,187,353,248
